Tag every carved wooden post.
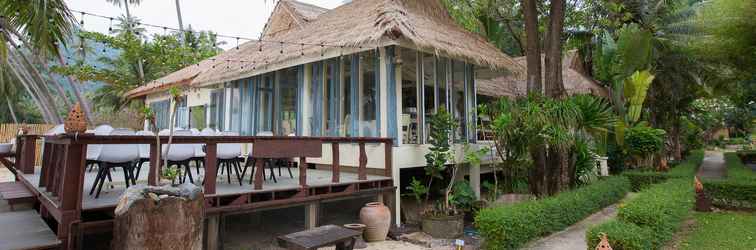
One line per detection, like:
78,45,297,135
331,142,340,183
384,140,392,177
204,143,217,195
358,142,367,180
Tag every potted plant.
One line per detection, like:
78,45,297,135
417,108,466,238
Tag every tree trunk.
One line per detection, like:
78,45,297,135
56,52,95,125
5,49,57,123
544,0,566,98
38,59,73,110
112,184,204,250
522,0,542,94
529,146,548,196
6,96,18,123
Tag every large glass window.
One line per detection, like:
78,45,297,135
436,58,448,112
257,74,274,133
421,53,435,142
189,106,206,130
401,48,420,144
175,97,188,129
340,56,353,136
208,89,224,130
324,60,338,136
360,50,378,136
279,67,298,136
229,83,241,132
150,100,170,130
452,60,466,142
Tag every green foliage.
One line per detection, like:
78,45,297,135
586,220,653,250
161,166,180,183
449,180,477,212
0,0,76,57
623,70,655,123
618,179,693,248
624,124,666,158
404,177,429,204
424,108,455,180
621,150,704,190
475,176,630,249
700,153,756,208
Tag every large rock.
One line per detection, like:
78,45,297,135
112,183,204,250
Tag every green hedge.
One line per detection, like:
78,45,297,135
586,178,694,249
586,220,653,250
702,153,756,208
476,176,630,250
621,150,704,191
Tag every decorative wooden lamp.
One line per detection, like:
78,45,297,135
595,233,612,250
64,102,88,134
694,176,712,212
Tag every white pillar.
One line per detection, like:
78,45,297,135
598,156,609,176
470,163,481,200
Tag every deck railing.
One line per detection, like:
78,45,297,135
14,134,394,249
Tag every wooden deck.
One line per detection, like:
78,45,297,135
0,210,60,250
19,165,390,211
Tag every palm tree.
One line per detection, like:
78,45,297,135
0,0,97,124
106,0,145,83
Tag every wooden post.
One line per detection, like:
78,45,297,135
205,215,221,250
204,143,217,195
148,143,158,186
20,136,36,174
358,142,367,180
304,202,320,229
254,159,264,190
382,190,397,227
331,143,339,183
58,143,86,250
299,157,308,187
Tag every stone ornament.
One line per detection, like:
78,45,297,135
595,233,612,250
64,103,88,134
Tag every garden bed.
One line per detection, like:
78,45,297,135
476,176,630,249
622,150,704,191
702,152,756,209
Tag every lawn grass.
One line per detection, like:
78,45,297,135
679,212,756,250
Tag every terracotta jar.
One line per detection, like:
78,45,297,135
359,202,390,242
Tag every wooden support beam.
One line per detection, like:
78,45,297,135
205,215,221,250
304,202,320,229
331,143,339,183
204,143,217,195
20,136,36,174
148,143,158,186
58,143,86,250
254,159,264,190
358,143,367,180
299,157,308,188
384,141,392,177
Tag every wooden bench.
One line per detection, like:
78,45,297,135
277,225,360,250
0,182,34,211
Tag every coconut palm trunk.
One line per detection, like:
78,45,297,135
6,49,58,123
56,52,95,125
6,96,18,123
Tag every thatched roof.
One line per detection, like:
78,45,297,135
476,50,609,98
261,0,329,39
127,0,523,98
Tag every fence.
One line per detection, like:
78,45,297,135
0,123,55,165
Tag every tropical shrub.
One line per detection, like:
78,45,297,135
586,220,653,250
621,150,704,190
476,176,630,249
701,152,756,208
587,178,694,249
624,124,666,160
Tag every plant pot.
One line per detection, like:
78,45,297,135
421,213,464,239
343,224,367,249
359,202,391,242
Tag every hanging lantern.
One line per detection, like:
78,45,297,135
64,103,88,134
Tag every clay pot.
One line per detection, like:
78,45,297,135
343,224,367,249
359,202,390,242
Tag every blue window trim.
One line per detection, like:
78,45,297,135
274,71,282,135
328,59,340,136
386,46,398,145
311,62,323,136
374,48,381,137
350,55,359,137
251,76,259,135
296,65,304,136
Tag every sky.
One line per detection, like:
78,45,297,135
64,0,348,49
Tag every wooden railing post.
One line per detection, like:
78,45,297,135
20,136,37,174
148,143,159,186
58,142,86,250
204,143,217,195
299,157,308,188
384,140,392,177
358,142,367,180
254,158,264,190
331,143,339,183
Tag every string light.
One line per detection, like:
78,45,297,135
108,18,113,33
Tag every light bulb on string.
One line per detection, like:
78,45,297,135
300,43,304,56
236,37,240,50
280,42,284,54
108,18,113,33
79,12,85,26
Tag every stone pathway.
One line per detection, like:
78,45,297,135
697,151,726,180
523,203,621,250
